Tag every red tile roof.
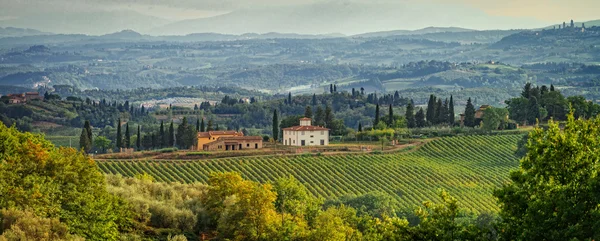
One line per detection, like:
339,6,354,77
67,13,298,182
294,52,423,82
282,125,329,131
300,117,311,120
197,131,243,138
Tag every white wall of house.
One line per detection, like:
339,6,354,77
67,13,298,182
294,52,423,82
283,129,329,146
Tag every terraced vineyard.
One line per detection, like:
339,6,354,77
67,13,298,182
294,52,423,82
97,134,522,212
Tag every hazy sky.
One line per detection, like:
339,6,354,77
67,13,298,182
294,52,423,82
1,0,598,34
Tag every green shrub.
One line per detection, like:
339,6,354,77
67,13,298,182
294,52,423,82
156,147,179,153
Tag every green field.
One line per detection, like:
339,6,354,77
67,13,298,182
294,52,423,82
97,134,522,213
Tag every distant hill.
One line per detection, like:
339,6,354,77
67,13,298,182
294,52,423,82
353,27,474,38
0,27,50,38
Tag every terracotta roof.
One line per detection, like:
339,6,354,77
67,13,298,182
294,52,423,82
282,125,329,131
197,131,243,138
300,117,311,120
219,136,262,141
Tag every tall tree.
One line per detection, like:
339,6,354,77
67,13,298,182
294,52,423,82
159,121,165,148
288,92,292,105
325,105,334,128
207,119,213,131
374,104,380,126
358,122,362,132
136,125,141,150
435,99,443,125
527,96,541,125
116,118,122,148
83,120,92,144
200,118,205,132
521,82,532,99
415,108,426,128
124,123,130,148
168,121,175,147
387,104,394,126
329,84,333,94
464,98,476,127
495,115,600,240
272,110,279,141
333,85,337,92
448,95,455,125
304,106,313,119
196,118,200,132
406,100,416,128
79,126,91,153
314,106,325,126
312,94,317,106
550,84,555,91
426,95,436,124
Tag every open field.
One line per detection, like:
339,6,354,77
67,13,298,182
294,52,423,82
97,134,522,213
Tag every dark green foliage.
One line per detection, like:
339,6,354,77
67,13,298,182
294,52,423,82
272,109,279,141
406,100,416,128
426,94,436,124
358,122,362,132
176,117,196,149
374,104,380,126
168,121,175,147
124,123,130,148
159,121,165,148
387,104,394,126
136,125,141,150
448,95,455,124
116,118,122,148
304,106,312,119
79,126,91,153
200,118,205,132
325,105,334,128
314,106,325,127
527,96,540,124
464,98,476,127
416,108,426,128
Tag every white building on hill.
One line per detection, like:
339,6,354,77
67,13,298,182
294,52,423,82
282,118,329,146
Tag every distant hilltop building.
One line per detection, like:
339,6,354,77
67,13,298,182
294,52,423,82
282,118,329,146
6,92,42,104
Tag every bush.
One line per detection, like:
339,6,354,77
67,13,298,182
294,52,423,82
185,152,212,156
0,208,83,241
156,147,179,153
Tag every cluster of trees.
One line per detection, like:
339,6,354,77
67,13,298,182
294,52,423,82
506,83,600,125
425,95,455,126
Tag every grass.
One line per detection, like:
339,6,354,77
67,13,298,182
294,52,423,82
97,134,522,213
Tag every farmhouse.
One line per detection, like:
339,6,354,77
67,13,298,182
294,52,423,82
282,118,329,146
197,131,263,151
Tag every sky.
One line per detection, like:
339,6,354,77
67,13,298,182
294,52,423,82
0,0,598,34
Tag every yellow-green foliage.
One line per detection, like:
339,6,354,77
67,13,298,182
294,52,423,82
0,122,131,241
0,208,84,241
98,135,522,213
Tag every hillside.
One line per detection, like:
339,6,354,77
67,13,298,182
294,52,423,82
98,134,522,212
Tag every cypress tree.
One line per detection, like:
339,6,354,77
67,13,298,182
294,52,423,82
550,84,555,91
387,104,394,126
79,126,91,153
528,96,541,125
406,100,416,128
159,121,165,148
272,109,279,141
375,104,380,126
314,106,325,126
448,95,455,125
84,120,92,143
522,83,532,99
358,122,362,132
200,118,205,132
207,119,213,131
334,85,337,92
325,105,334,129
125,123,130,148
426,95,436,124
435,99,443,125
168,121,175,147
288,92,292,105
330,84,333,94
151,133,156,149
464,98,476,127
196,118,200,131
116,118,122,149
304,106,313,119
136,125,141,151
415,108,426,128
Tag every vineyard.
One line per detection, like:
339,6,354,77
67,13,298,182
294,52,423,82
97,134,523,212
